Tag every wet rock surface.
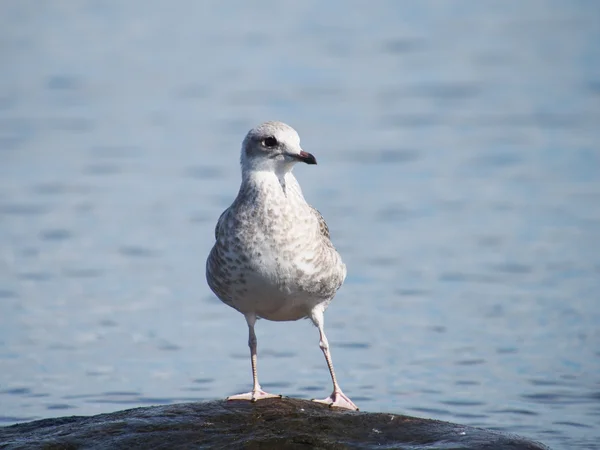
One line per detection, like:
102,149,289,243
0,398,549,449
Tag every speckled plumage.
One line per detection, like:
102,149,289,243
206,166,345,321
205,121,357,410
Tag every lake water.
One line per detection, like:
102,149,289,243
1,1,599,449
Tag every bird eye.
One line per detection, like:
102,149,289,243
262,137,278,148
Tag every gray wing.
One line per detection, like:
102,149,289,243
310,206,330,239
214,209,228,240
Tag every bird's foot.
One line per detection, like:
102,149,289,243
227,389,282,402
312,390,359,411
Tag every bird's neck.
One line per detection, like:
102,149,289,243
240,169,304,201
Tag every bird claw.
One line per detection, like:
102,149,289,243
312,390,359,411
227,389,282,402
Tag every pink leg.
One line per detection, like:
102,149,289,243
227,313,282,402
310,307,359,411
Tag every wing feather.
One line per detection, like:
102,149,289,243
310,206,330,239
214,209,228,240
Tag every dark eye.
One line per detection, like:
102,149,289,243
262,136,278,148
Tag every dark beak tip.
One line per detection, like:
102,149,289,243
299,151,317,165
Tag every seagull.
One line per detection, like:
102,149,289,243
206,121,358,410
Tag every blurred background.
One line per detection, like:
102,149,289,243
1,1,599,449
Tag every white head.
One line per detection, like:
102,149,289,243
240,121,316,175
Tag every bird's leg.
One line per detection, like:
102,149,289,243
310,308,359,411
227,313,282,402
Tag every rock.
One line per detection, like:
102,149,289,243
0,398,550,449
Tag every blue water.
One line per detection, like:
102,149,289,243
1,1,599,449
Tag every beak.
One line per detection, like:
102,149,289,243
294,150,317,165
